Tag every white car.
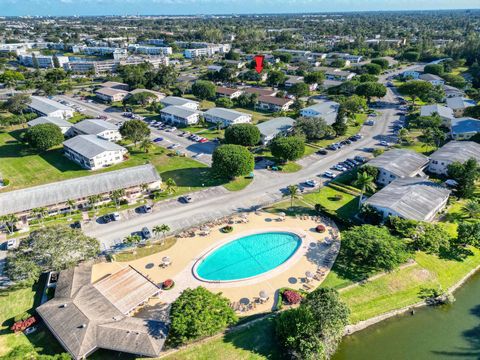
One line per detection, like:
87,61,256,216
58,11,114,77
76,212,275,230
334,164,347,172
6,239,16,250
323,171,336,179
112,212,120,221
305,179,318,187
379,141,389,146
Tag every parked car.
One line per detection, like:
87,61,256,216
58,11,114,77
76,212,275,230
141,227,152,240
102,214,113,223
6,239,16,250
354,155,367,163
333,164,347,171
305,179,318,187
179,195,193,203
112,212,120,221
138,204,152,213
316,148,328,155
153,137,164,142
379,140,389,146
198,137,208,143
365,120,375,126
168,143,180,149
71,221,81,229
323,171,336,179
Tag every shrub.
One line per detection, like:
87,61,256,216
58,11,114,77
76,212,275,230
282,290,302,305
163,279,175,290
224,123,260,146
212,144,254,180
221,225,233,233
270,136,305,162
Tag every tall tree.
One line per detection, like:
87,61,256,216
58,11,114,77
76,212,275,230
354,171,376,208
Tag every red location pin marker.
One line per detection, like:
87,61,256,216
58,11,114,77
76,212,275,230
254,55,264,74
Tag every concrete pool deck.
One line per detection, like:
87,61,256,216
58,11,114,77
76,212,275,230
92,212,340,315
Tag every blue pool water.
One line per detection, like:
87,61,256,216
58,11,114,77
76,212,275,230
195,232,302,281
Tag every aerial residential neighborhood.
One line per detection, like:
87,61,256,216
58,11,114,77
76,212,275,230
0,4,480,360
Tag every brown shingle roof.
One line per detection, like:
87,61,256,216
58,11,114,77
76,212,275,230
258,95,293,106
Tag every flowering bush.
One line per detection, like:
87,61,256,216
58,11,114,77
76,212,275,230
282,290,302,305
11,316,36,333
315,224,326,233
163,279,175,290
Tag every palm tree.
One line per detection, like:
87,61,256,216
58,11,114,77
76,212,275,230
164,178,177,194
110,189,125,208
140,183,149,194
32,207,48,225
284,185,299,208
139,137,153,153
462,200,480,218
88,195,101,210
124,234,141,245
153,224,171,244
353,171,377,209
0,214,17,234
66,199,76,215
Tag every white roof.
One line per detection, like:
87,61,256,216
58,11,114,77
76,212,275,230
204,108,251,121
74,119,118,135
63,135,126,158
420,104,454,120
27,116,72,128
29,96,72,115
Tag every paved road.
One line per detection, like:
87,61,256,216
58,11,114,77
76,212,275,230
80,64,422,249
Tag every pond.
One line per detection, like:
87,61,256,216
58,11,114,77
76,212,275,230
334,271,480,360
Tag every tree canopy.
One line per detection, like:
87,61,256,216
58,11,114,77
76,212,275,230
355,82,386,103
25,123,64,151
6,225,99,282
270,136,305,162
447,158,479,198
169,287,237,346
212,144,254,179
119,119,150,147
192,80,216,100
224,123,261,147
293,116,333,141
276,287,349,360
339,225,408,275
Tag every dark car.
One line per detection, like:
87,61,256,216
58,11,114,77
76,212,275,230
254,156,264,163
141,227,152,240
138,204,152,213
102,214,113,223
71,221,81,229
316,148,328,155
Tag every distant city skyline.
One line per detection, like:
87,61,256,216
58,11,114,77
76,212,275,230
0,0,478,17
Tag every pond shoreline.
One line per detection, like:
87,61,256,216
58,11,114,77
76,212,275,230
344,263,480,335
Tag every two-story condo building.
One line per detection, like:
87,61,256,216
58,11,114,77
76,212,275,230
28,96,74,119
203,108,252,128
63,135,127,170
300,100,340,125
256,96,294,112
428,141,480,175
160,96,199,110
27,116,74,136
367,149,429,186
215,87,244,99
160,106,200,126
72,119,122,141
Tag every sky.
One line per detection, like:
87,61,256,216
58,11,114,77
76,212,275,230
0,0,478,16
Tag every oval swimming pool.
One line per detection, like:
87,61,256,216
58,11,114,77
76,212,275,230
194,231,302,281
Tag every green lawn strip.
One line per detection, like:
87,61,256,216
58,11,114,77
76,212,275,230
68,112,89,124
280,162,302,173
223,176,253,192
113,237,177,262
162,317,283,360
231,107,273,124
338,248,480,324
302,186,359,220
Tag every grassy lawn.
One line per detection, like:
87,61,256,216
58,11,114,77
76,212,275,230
302,186,359,221
223,176,253,192
338,248,480,324
0,127,218,194
113,237,177,262
280,162,302,173
0,277,65,358
163,317,284,360
68,112,89,124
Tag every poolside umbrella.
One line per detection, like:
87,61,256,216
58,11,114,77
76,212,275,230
162,256,171,266
259,290,268,301
306,271,314,281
